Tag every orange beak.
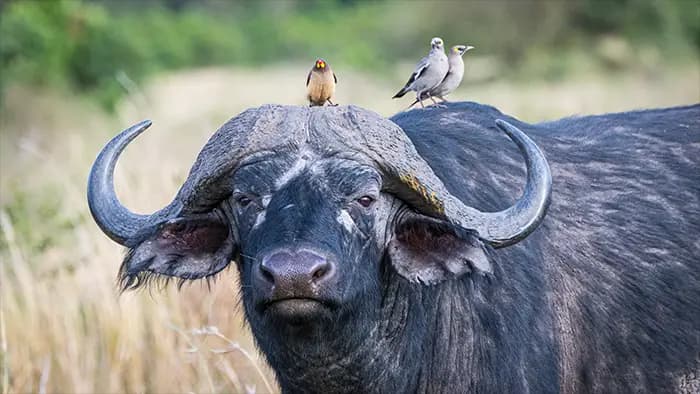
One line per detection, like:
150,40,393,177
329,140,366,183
315,60,326,69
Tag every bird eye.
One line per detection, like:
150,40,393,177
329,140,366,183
357,196,375,208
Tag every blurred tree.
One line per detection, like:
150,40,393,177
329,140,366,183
1,0,697,110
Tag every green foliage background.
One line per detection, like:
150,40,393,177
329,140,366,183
1,0,698,109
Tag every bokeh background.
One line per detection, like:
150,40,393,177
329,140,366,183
0,0,698,393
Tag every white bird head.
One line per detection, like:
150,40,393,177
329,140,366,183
452,45,475,56
430,37,444,50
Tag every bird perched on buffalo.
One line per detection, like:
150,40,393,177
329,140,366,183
409,45,474,108
307,58,337,107
392,37,448,109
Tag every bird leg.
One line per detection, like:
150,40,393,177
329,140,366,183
435,96,448,108
425,93,446,109
326,99,339,107
407,98,420,110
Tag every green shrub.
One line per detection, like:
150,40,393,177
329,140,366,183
1,0,697,110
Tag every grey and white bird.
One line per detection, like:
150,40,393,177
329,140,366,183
392,37,448,109
410,45,474,107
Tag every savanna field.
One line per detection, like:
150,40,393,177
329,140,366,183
1,63,698,393
1,0,700,392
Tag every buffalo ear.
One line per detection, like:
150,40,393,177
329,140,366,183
387,217,491,285
119,216,236,290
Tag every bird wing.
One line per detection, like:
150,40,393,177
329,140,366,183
440,70,452,83
333,72,337,84
405,56,430,87
306,70,311,87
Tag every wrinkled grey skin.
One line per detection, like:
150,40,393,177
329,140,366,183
87,102,700,393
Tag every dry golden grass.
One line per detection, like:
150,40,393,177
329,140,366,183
1,63,698,394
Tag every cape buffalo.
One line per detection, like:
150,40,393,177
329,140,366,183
88,102,700,393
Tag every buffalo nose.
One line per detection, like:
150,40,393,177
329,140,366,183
258,250,335,291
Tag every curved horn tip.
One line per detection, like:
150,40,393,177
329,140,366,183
107,120,153,147
131,119,153,135
480,118,552,248
495,119,519,136
87,119,162,246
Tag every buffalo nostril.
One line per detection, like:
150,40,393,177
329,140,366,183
260,264,275,284
312,267,325,280
311,263,329,281
258,249,335,291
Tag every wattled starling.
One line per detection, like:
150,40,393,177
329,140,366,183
392,37,448,109
410,45,474,107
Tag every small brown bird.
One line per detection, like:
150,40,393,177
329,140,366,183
306,58,337,107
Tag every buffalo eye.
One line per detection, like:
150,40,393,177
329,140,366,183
357,196,375,208
236,195,253,207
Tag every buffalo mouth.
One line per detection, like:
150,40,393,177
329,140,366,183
262,297,332,323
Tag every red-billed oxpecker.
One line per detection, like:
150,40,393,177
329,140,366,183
307,58,337,107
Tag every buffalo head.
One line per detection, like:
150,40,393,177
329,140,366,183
88,105,550,329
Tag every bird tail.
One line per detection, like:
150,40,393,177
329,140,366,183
393,87,408,99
